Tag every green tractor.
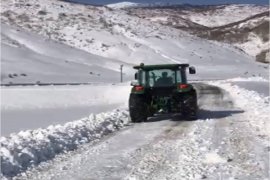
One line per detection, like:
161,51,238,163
129,63,197,122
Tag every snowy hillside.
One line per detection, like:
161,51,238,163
1,0,268,84
128,4,269,62
1,24,133,84
129,4,268,27
180,4,269,27
193,11,270,63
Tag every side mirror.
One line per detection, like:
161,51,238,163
189,67,196,74
135,72,138,80
131,80,139,86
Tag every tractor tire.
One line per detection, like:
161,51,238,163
129,94,148,123
182,90,198,120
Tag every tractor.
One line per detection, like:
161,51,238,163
129,63,197,122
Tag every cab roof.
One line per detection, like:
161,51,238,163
133,63,189,70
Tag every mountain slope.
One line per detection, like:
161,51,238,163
1,23,132,84
1,0,268,83
127,4,269,63
197,11,270,63
180,4,269,27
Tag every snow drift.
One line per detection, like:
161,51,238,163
0,109,130,178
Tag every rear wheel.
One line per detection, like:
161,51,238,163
129,94,148,123
182,90,198,120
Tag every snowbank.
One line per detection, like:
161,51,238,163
0,109,130,178
210,81,270,138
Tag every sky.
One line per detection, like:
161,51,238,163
70,0,269,5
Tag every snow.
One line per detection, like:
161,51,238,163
2,0,268,83
9,82,269,180
225,77,269,97
106,2,142,9
237,15,268,29
1,84,130,135
181,4,269,27
0,0,269,178
127,4,269,59
180,5,269,59
148,16,168,22
0,109,130,178
1,24,133,84
235,32,269,57
1,85,129,111
204,152,227,164
232,81,269,97
227,76,268,82
209,80,270,138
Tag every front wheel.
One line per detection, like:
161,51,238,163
129,94,148,123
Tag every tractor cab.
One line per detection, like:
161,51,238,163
129,63,197,122
131,63,196,95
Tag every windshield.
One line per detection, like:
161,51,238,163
140,69,182,87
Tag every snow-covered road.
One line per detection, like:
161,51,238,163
12,83,269,180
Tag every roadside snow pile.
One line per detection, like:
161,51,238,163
210,81,270,138
0,109,130,178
